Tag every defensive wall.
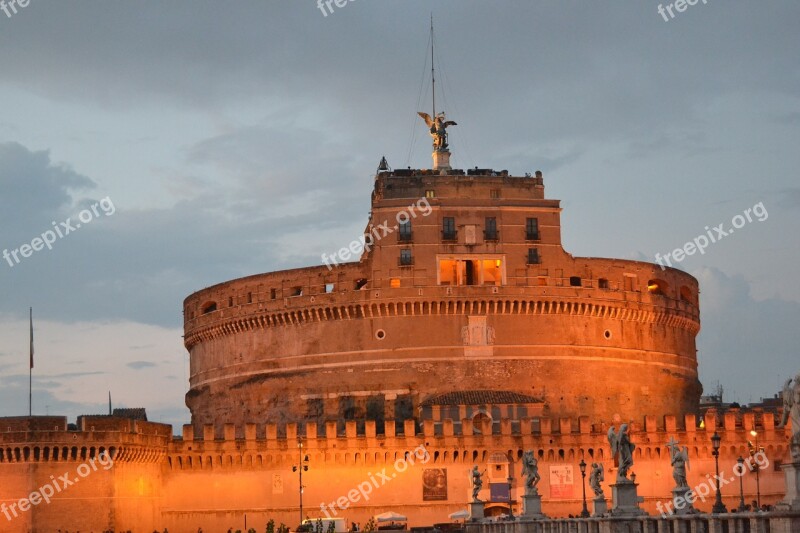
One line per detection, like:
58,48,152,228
0,411,792,532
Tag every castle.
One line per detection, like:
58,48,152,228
0,116,792,532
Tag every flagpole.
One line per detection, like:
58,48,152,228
29,307,33,417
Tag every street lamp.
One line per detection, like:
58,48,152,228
748,430,763,510
736,456,747,512
506,454,514,520
292,439,310,524
711,431,727,513
579,459,590,518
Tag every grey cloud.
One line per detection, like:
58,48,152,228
127,361,157,370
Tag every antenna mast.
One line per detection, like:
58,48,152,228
431,14,435,118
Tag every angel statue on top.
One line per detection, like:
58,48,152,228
417,111,457,152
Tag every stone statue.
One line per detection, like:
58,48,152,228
589,462,604,497
667,437,690,488
470,465,484,501
417,111,457,152
779,373,800,461
521,450,541,495
607,424,635,482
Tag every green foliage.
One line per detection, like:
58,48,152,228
278,523,289,533
266,519,275,533
363,518,377,533
315,518,323,533
327,521,336,533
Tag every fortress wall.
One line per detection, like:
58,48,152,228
185,279,701,426
0,412,790,530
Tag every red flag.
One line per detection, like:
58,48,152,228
29,307,34,369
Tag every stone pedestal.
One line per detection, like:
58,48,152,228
521,493,547,519
776,461,800,511
672,486,697,515
610,480,646,517
468,500,485,522
432,150,451,171
592,495,608,517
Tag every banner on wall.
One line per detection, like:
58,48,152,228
548,465,574,498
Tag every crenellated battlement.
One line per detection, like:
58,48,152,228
159,410,792,471
0,415,171,464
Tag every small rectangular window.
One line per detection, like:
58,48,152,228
490,189,500,199
399,249,413,266
390,278,401,288
270,288,277,300
598,278,609,289
569,276,582,287
398,220,412,242
247,292,253,303
527,248,540,265
228,296,233,307
526,218,540,240
485,217,498,240
425,190,435,198
442,217,456,241
324,283,335,293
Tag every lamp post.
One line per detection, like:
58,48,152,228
736,456,747,512
748,430,763,510
292,439,310,524
506,454,514,520
711,431,727,514
579,459,590,518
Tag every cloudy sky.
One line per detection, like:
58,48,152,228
0,1,798,431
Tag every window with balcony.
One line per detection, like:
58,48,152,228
484,217,498,241
526,218,540,240
442,217,457,241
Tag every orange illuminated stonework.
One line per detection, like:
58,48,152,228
184,168,701,429
0,164,792,533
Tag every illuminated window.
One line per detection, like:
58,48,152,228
647,279,669,295
425,190,435,198
527,248,540,265
438,257,505,286
390,278,401,288
485,217,498,240
526,218,540,240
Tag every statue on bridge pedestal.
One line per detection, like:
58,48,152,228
779,374,800,461
608,424,635,483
